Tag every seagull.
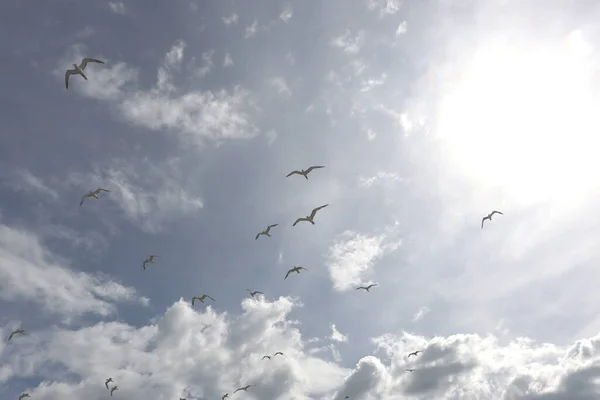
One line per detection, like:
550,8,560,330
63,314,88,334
356,283,378,292
234,385,254,393
222,394,229,400
247,289,264,298
8,329,27,340
105,378,113,390
285,266,308,279
262,355,271,360
481,210,504,229
405,369,415,373
142,255,158,270
18,394,30,400
286,165,325,180
273,352,285,357
255,224,279,240
110,386,118,396
65,57,105,89
192,294,215,306
407,350,423,358
80,188,110,206
293,204,329,226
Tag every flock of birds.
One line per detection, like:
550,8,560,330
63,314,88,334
6,57,506,399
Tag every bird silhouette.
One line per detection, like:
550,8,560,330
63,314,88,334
247,289,264,298
80,188,110,206
8,329,27,341
255,224,279,240
293,204,329,226
65,57,105,89
192,294,215,306
481,210,504,229
105,378,113,390
234,385,254,393
285,266,308,279
18,394,30,400
356,284,378,291
286,165,325,179
273,351,285,357
110,386,118,396
142,255,158,270
407,350,422,358
262,355,271,360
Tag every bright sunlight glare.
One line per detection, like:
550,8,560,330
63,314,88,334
436,32,600,208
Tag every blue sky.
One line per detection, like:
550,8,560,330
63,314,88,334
2,0,600,398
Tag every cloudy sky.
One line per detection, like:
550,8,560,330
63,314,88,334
2,0,600,398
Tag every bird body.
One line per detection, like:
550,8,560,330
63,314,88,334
18,394,30,400
222,394,229,400
65,57,105,89
80,188,110,206
8,329,27,340
192,294,215,306
105,378,113,390
356,283,378,291
481,210,504,228
234,385,254,393
286,165,325,179
273,351,285,357
407,350,422,358
142,255,158,270
285,266,308,279
293,204,329,226
247,289,263,298
405,369,415,373
255,224,279,240
262,355,271,360
110,386,118,396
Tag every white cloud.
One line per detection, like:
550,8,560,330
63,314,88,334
366,0,401,17
358,171,405,188
3,297,349,399
57,42,258,145
326,229,401,291
194,49,214,78
268,76,292,96
360,73,387,93
331,30,366,55
10,169,59,201
330,324,348,343
223,52,233,67
412,306,431,322
280,5,293,22
265,129,278,146
366,128,377,141
66,158,204,233
0,223,147,322
396,21,408,36
222,13,238,26
108,1,126,14
245,20,259,39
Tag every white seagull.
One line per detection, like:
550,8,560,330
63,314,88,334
255,224,279,240
481,210,504,229
105,378,113,390
285,266,308,279
293,204,329,226
65,57,105,89
247,289,263,298
273,351,285,357
142,255,159,270
18,394,30,400
8,329,27,341
234,385,254,393
110,386,118,396
80,188,110,206
286,165,325,179
356,283,378,292
192,294,215,306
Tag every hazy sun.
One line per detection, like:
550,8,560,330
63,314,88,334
436,31,600,208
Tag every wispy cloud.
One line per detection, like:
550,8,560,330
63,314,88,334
280,5,293,23
268,76,292,96
331,30,366,55
223,52,233,67
108,1,126,14
412,306,431,322
365,0,401,18
330,324,348,343
194,49,215,78
222,13,238,26
358,171,405,188
360,73,387,93
10,169,59,201
326,228,401,291
244,20,259,39
395,21,407,36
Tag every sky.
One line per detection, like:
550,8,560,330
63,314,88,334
2,0,600,398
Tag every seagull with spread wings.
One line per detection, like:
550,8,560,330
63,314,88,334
262,355,271,360
273,351,285,357
481,210,503,229
18,394,30,400
286,165,325,180
234,385,254,393
221,394,229,400
293,204,329,226
356,283,378,292
407,350,423,358
80,188,110,206
192,294,215,306
255,224,279,240
142,255,158,270
284,266,308,280
247,289,263,298
65,57,105,89
110,386,118,396
8,329,27,341
105,378,113,390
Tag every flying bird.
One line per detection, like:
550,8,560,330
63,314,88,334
481,210,504,229
405,369,415,373
222,394,229,400
262,355,271,360
18,394,30,400
192,294,215,306
407,350,423,358
255,224,279,240
356,283,378,292
65,57,105,89
80,188,110,206
286,165,325,179
142,255,158,270
273,352,285,357
284,266,308,279
234,385,254,393
247,289,263,298
110,386,118,396
293,204,329,226
8,329,27,340
105,378,113,390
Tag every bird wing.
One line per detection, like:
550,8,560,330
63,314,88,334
65,69,75,89
309,204,329,219
105,381,109,390
293,217,307,226
481,217,486,229
206,295,215,301
368,284,378,289
255,232,263,240
356,286,365,290
284,270,292,279
256,291,263,295
267,224,279,229
491,210,503,216
7,332,14,340
97,188,110,193
286,170,302,177
80,57,105,70
305,165,325,174
233,388,242,393
80,194,88,206
262,355,270,359
299,267,308,271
